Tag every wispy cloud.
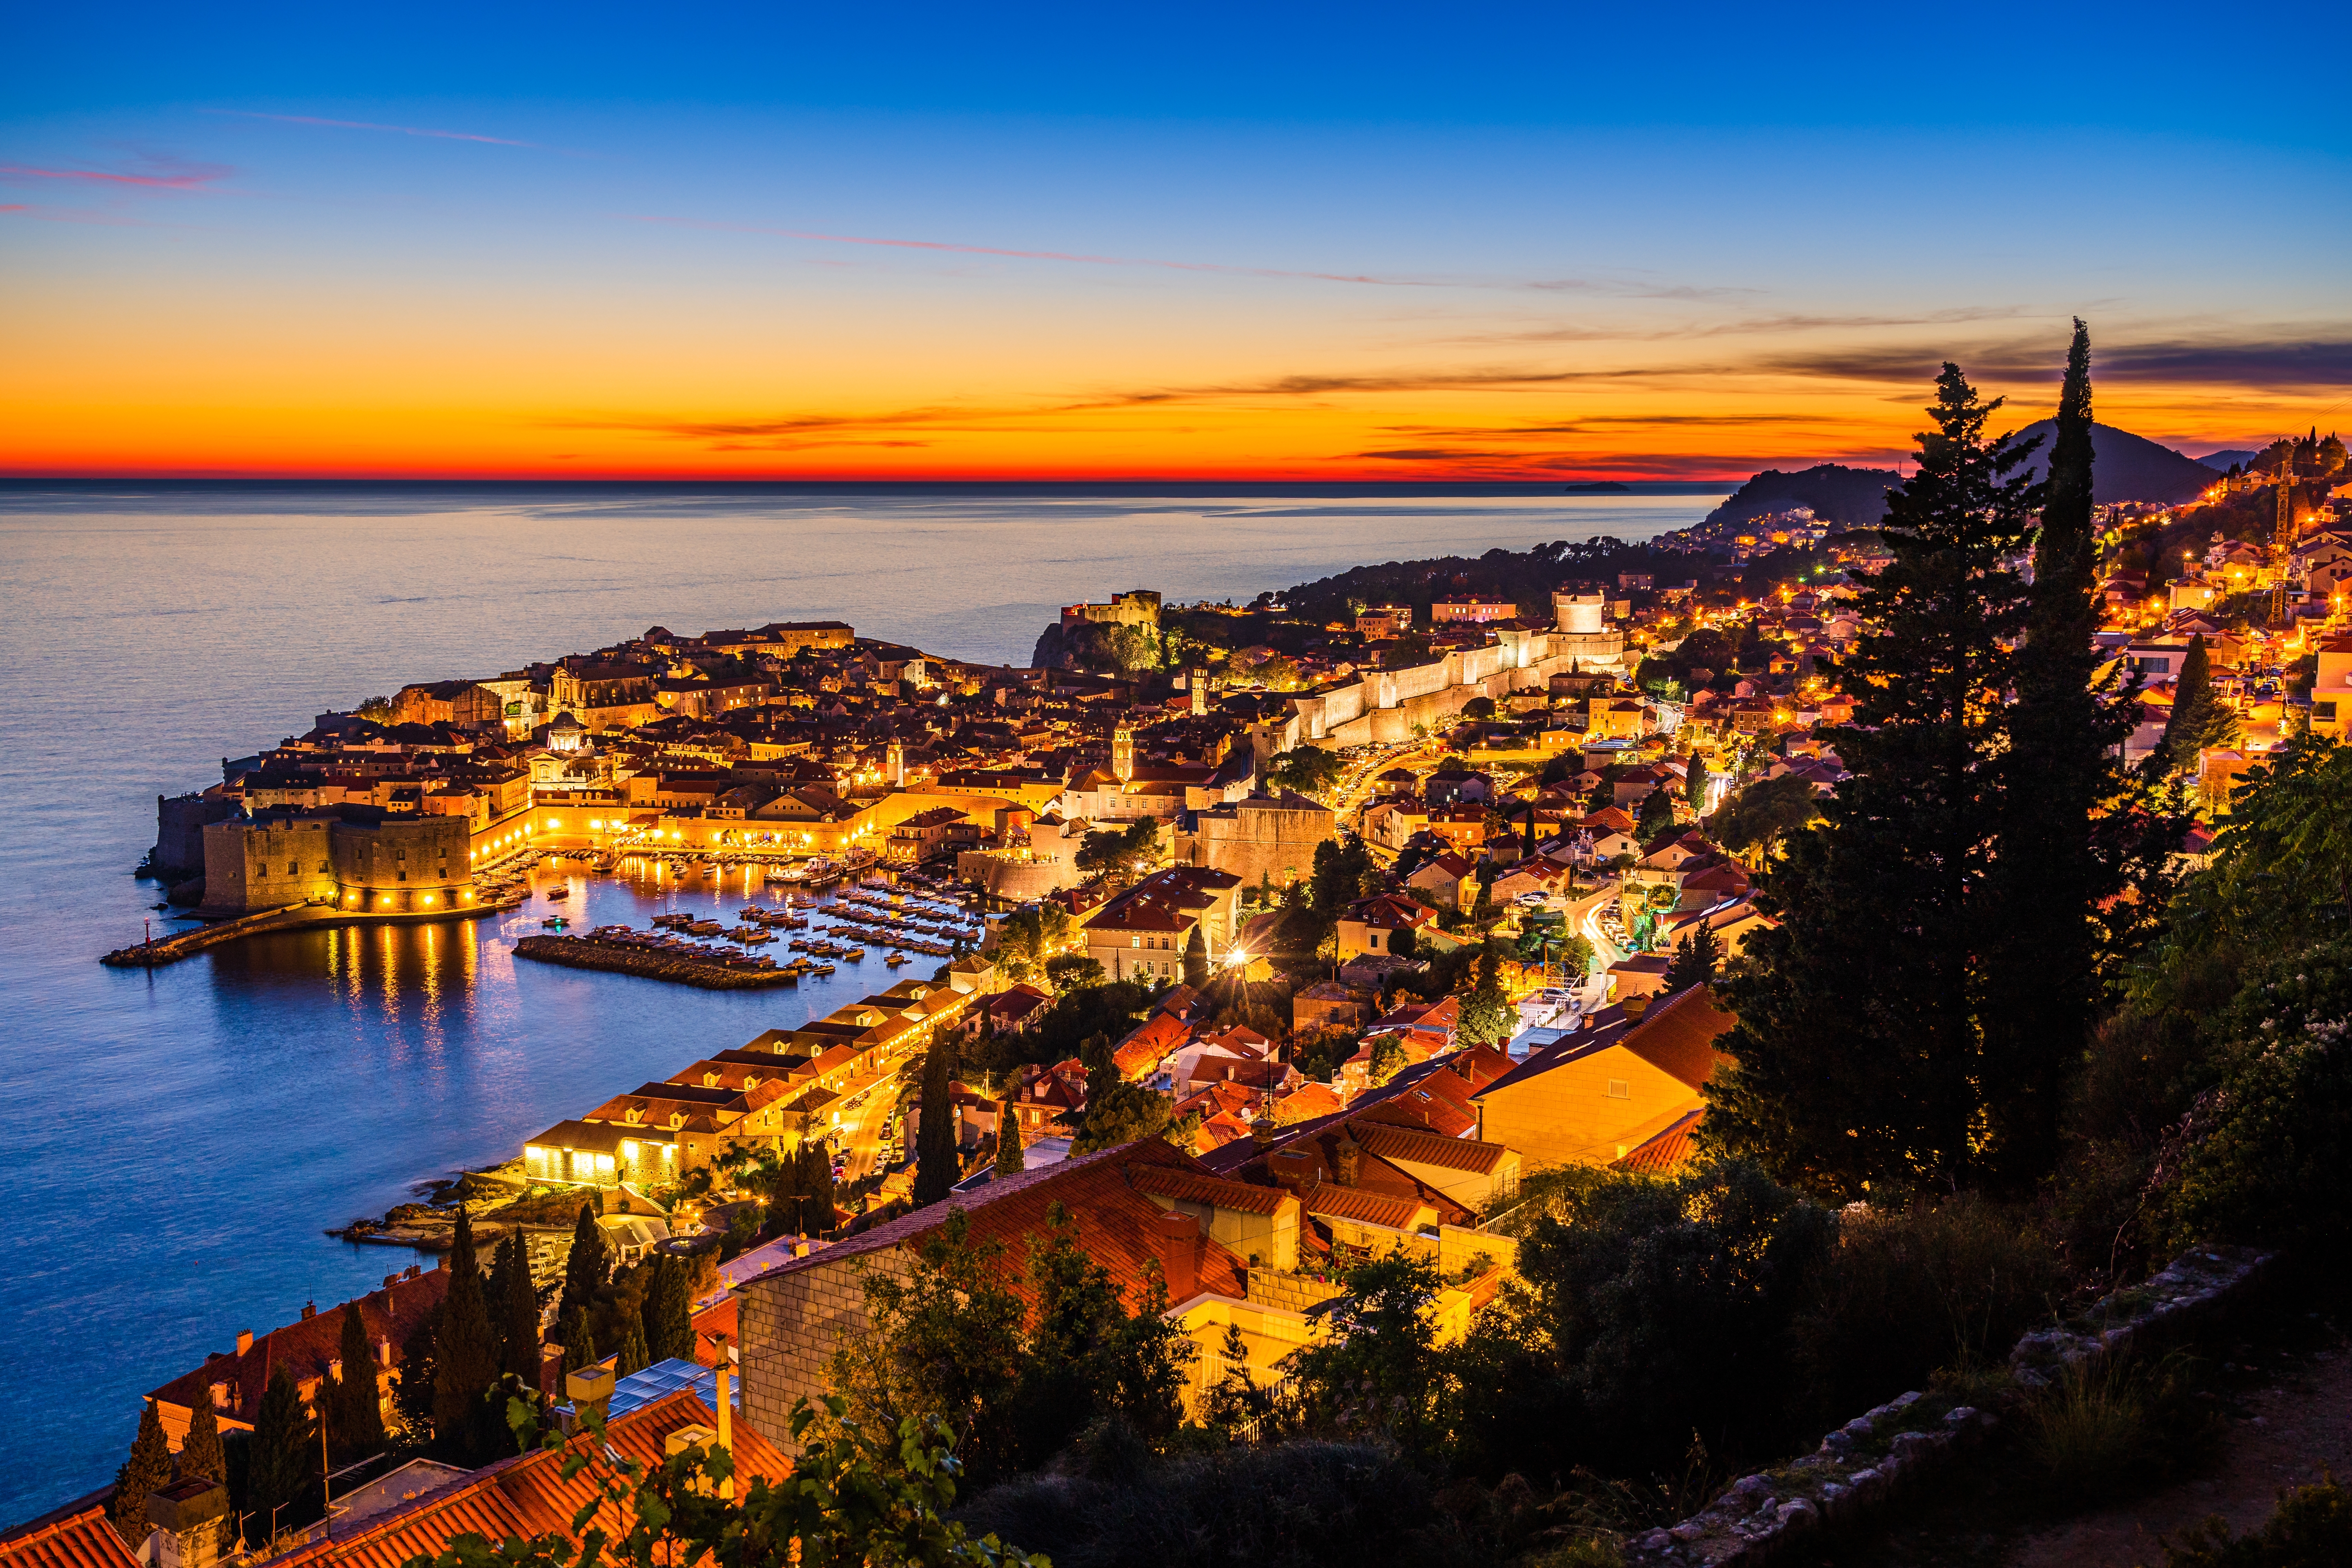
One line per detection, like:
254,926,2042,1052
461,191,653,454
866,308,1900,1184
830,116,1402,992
1758,331,2352,390
624,214,1433,287
204,109,540,148
0,156,230,190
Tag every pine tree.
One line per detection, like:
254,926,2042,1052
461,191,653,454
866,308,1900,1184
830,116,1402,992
1664,920,1722,992
432,1209,499,1460
556,1303,597,1379
110,1399,174,1545
178,1390,225,1485
1182,924,1209,990
641,1253,695,1365
245,1369,312,1542
912,1036,958,1207
614,1318,650,1377
559,1202,609,1324
490,1232,542,1381
327,1303,386,1461
1708,363,2042,1199
2160,635,2225,774
995,1090,1025,1176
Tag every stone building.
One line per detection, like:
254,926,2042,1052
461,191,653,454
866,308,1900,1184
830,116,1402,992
1178,791,1336,887
199,806,475,916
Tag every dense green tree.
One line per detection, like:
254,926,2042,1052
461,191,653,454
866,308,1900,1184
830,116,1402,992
328,1303,387,1461
178,1388,226,1485
1635,783,1677,841
111,1399,174,1545
642,1252,696,1365
995,1091,1025,1176
1707,364,2041,1199
1041,953,1105,991
1265,746,1345,797
1706,773,1824,859
556,1303,597,1379
394,1303,441,1434
1684,751,1709,811
1181,924,1209,990
1663,920,1722,992
830,1209,1028,1483
432,1208,500,1460
1455,948,1516,1050
246,1368,314,1541
1007,1204,1192,1465
913,1036,960,1206
490,1231,542,1382
560,1203,609,1326
1287,1253,1447,1455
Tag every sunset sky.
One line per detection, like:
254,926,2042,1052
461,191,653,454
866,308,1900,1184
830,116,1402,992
6,1,2347,481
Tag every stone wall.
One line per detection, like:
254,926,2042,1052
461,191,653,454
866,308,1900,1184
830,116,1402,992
1180,796,1337,887
1244,1266,1346,1316
1621,1245,2275,1567
154,793,237,878
736,1247,911,1451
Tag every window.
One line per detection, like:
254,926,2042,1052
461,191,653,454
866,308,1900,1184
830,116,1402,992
1606,1079,1631,1099
2320,700,2339,722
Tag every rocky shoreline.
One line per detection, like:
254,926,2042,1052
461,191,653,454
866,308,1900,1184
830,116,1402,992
511,933,800,988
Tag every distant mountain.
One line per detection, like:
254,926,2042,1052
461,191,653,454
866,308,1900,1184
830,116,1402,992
1702,464,1901,532
2196,448,2258,472
2009,420,2218,504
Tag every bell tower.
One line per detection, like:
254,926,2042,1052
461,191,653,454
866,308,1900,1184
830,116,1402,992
1112,724,1136,784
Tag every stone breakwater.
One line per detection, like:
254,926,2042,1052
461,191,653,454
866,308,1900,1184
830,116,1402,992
1622,1245,2276,1568
511,933,800,989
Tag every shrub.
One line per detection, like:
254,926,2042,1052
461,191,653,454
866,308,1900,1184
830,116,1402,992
1789,1194,2062,1421
2158,1477,2352,1567
956,1439,1486,1568
2025,1352,2221,1503
2163,939,2352,1258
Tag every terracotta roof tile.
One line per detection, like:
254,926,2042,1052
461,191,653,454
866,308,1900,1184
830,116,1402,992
1353,1124,1508,1176
1301,1185,1423,1229
149,1269,452,1430
1613,1109,1705,1174
0,1504,141,1568
1127,1163,1289,1216
256,1391,786,1568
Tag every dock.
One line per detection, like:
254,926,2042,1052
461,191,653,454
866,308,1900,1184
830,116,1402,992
99,896,522,968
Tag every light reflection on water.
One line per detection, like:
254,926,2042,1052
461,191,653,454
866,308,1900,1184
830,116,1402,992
0,482,1718,1520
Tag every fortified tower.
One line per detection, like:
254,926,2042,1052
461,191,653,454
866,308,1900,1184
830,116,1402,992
1550,590,1627,675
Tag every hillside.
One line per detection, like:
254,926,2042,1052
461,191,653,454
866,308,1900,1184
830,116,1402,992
2197,447,2259,471
1701,464,1901,531
2009,419,2218,503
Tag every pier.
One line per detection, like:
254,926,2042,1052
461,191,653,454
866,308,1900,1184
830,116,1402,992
99,896,523,968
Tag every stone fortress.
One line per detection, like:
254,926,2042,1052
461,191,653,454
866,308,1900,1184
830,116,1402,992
198,806,476,916
1261,588,1625,752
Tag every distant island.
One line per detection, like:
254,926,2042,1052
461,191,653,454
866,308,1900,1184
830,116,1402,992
1703,464,1902,532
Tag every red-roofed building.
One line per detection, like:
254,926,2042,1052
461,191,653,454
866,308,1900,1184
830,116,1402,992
1472,985,1735,1169
146,1267,452,1452
736,1140,1254,1450
254,1390,787,1568
0,1501,140,1568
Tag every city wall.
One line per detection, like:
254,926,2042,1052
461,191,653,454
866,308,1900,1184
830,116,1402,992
1284,624,1612,750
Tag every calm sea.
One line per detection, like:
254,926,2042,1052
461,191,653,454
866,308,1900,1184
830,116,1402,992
0,481,1722,1520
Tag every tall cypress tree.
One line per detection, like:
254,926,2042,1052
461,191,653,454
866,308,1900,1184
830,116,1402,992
327,1303,386,1461
1972,319,2145,1186
644,1252,697,1364
559,1202,608,1325
613,1317,650,1377
796,1140,836,1233
912,1036,958,1206
110,1400,174,1545
995,1090,1026,1176
178,1391,226,1485
2160,635,2225,773
431,1209,498,1460
1684,751,1708,811
490,1232,542,1381
244,1369,312,1541
1708,363,2041,1198
556,1303,597,1379
1182,924,1210,990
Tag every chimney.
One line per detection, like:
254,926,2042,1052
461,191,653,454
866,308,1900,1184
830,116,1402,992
1334,1132,1361,1189
404,1264,421,1279
435,1254,448,1270
566,1361,615,1429
710,1335,735,1499
379,1336,393,1367
1251,1114,1276,1152
234,1330,254,1357
1623,994,1652,1021
300,1301,316,1321
383,1274,399,1289
1153,1209,1200,1302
